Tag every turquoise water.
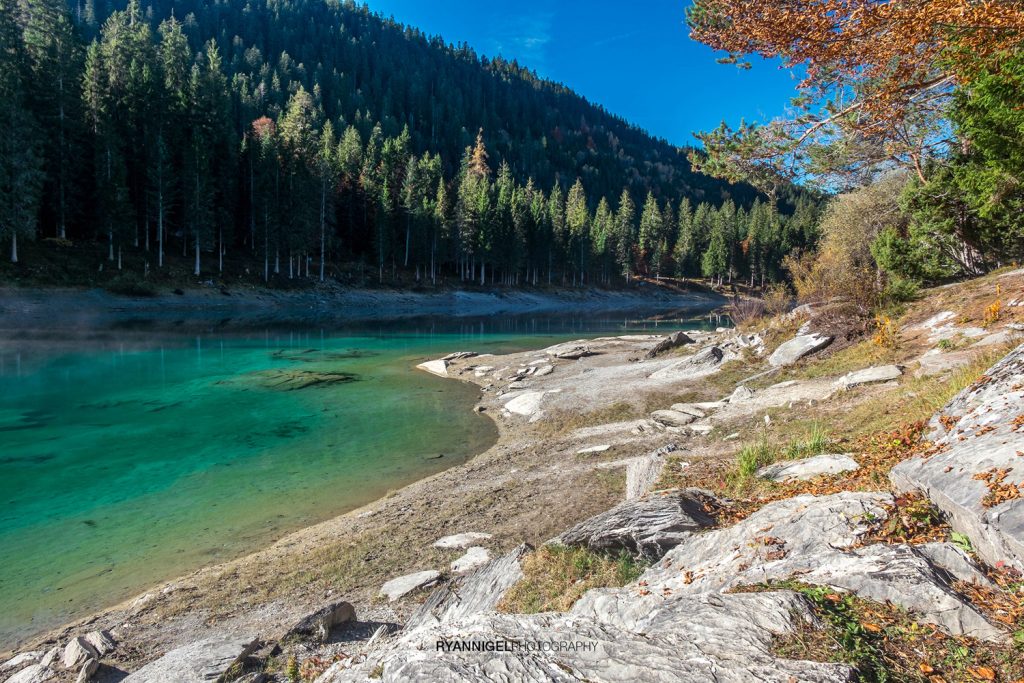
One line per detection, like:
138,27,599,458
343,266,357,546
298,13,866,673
0,311,720,647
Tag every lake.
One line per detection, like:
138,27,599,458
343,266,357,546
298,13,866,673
0,308,724,648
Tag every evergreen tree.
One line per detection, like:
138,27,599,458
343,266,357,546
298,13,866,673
0,0,44,262
613,188,636,280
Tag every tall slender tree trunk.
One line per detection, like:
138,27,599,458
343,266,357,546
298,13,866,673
11,232,17,263
157,184,164,268
320,179,326,282
194,233,200,276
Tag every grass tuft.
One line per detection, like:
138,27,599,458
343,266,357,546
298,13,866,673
497,545,646,614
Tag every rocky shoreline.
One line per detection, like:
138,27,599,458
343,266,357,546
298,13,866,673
3,269,1024,683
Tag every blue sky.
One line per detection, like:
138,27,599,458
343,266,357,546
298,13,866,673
363,0,799,148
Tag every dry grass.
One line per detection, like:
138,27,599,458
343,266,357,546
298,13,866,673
743,581,1024,683
497,545,646,614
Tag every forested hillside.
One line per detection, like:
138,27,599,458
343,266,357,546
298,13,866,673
1,0,819,288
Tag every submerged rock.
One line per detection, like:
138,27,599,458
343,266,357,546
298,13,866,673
243,368,359,390
379,570,442,602
122,635,260,683
768,333,832,367
757,454,860,482
557,489,717,559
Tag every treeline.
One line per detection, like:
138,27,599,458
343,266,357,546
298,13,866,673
0,0,819,287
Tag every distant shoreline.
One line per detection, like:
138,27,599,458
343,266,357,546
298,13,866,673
0,283,727,331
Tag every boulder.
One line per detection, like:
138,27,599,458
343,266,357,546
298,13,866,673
644,331,695,359
635,492,1006,642
648,346,725,381
433,532,492,549
768,333,832,367
36,650,57,670
61,638,97,670
504,391,545,417
837,365,902,389
557,489,717,559
649,409,696,428
450,547,490,574
534,365,554,377
729,385,755,403
915,542,994,588
405,544,530,632
1,654,40,672
122,635,260,683
74,659,98,683
669,403,706,418
415,359,448,377
285,600,355,642
757,454,860,482
379,570,442,602
4,664,53,683
328,592,852,683
82,631,115,657
891,342,1024,571
576,444,611,454
624,454,666,500
552,346,594,360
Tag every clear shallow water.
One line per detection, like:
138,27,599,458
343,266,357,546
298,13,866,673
0,309,723,647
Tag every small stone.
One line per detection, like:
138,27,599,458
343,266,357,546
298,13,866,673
729,385,754,403
649,409,697,427
757,454,860,482
837,365,902,389
451,547,491,574
75,659,98,683
379,571,442,602
433,532,493,549
669,404,706,418
768,333,832,367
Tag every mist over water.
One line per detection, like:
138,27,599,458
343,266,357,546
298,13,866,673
0,309,724,647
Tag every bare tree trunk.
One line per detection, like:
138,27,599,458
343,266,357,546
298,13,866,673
11,232,17,263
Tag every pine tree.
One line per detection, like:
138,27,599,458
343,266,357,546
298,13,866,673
613,188,636,281
0,0,44,262
637,192,663,275
565,177,589,285
21,0,82,241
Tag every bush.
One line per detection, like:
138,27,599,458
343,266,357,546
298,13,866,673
785,173,909,312
881,276,919,304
